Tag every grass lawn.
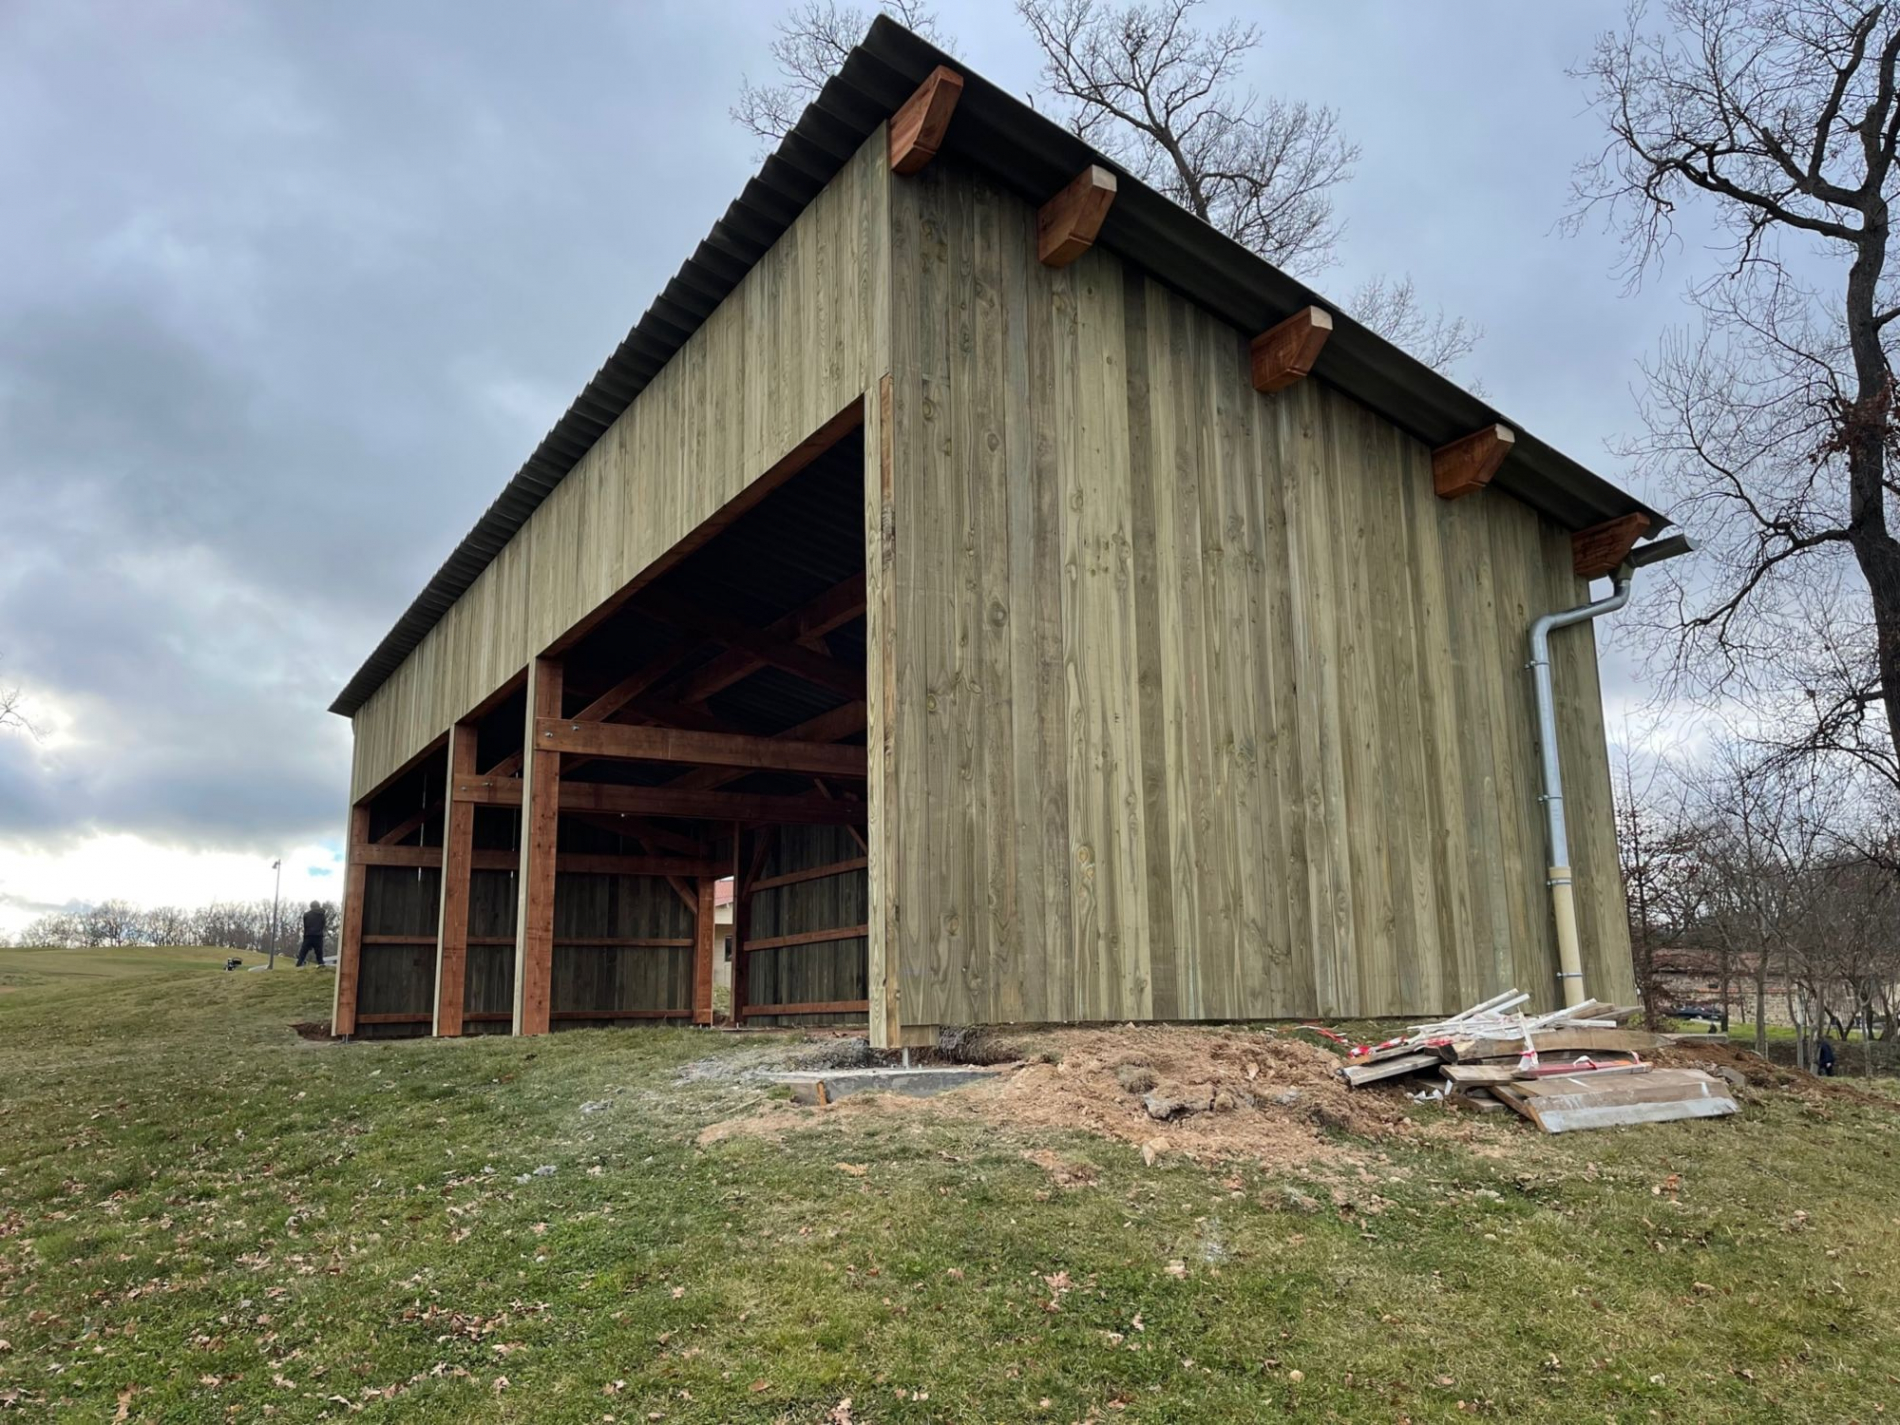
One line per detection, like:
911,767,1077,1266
3,953,1899,1422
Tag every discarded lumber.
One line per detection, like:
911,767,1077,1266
1454,1028,1662,1060
1339,1051,1446,1087
1489,1068,1737,1134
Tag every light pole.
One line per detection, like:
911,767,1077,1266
268,859,282,969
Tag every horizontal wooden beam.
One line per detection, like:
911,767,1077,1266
889,65,963,175
1433,424,1515,500
670,702,868,792
355,1012,432,1025
355,842,441,868
553,936,693,948
1038,165,1117,268
742,923,870,952
454,776,868,826
355,842,721,877
738,999,870,1018
1572,513,1652,578
549,1008,693,1021
748,856,868,893
534,718,867,779
1250,306,1332,393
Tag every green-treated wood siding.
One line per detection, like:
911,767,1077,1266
873,157,1631,1035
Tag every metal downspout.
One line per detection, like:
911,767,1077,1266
1529,570,1632,1009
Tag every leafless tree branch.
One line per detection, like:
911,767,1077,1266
733,0,950,148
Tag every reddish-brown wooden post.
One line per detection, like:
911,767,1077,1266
513,657,562,1036
332,803,371,1037
692,876,716,1026
729,822,749,1025
432,723,477,1036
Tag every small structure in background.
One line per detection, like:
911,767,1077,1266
1336,989,1740,1132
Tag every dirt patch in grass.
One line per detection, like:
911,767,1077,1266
959,1026,1409,1164
289,1020,336,1042
701,1026,1415,1165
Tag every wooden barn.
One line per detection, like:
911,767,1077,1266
328,22,1669,1046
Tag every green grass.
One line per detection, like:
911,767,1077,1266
0,943,299,992
3,952,1899,1421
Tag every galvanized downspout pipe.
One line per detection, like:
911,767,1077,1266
1530,571,1631,1008
1530,533,1694,1007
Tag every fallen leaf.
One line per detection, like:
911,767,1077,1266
837,1163,868,1177
750,1379,770,1392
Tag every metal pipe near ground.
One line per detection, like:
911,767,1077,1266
1530,573,1629,1007
1528,531,1694,1007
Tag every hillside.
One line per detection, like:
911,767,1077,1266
2,948,1897,1422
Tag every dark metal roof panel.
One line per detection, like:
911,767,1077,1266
332,16,1662,718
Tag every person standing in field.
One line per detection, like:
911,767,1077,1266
296,902,328,968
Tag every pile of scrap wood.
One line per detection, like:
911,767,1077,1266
1334,990,1739,1133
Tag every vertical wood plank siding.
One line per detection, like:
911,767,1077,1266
877,159,1631,1035
346,132,1631,1041
348,133,894,801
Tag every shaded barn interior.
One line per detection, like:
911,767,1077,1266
344,429,870,1038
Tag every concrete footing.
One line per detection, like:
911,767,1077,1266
764,1066,1004,1105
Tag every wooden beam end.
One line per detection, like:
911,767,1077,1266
1038,165,1118,268
888,65,963,175
1572,512,1652,578
1250,306,1333,393
1433,424,1515,500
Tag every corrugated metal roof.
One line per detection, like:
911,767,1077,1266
331,16,1664,718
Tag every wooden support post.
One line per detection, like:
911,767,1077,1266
513,657,563,1036
888,65,963,175
692,876,716,1027
1038,165,1117,267
729,823,749,1026
1250,306,1333,393
332,803,370,1038
432,724,477,1037
1572,513,1652,578
1432,424,1515,500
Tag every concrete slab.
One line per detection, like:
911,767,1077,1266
764,1065,1006,1105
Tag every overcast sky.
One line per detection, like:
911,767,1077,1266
0,1,1724,933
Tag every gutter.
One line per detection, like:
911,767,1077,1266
1531,533,1695,1007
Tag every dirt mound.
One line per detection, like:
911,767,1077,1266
960,1026,1409,1164
1652,1039,1793,1088
290,1020,336,1042
1651,1039,1897,1109
700,1026,1413,1166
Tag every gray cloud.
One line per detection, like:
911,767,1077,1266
0,0,1713,880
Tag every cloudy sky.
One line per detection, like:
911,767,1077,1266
0,0,1725,933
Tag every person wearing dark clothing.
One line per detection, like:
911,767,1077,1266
296,902,328,967
1817,1037,1837,1077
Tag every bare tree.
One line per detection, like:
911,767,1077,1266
1346,275,1484,384
1573,1,1900,791
1017,0,1481,374
0,657,34,738
1019,0,1355,271
733,1,949,146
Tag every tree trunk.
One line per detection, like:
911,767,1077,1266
1754,955,1768,1056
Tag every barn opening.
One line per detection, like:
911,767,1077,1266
342,415,869,1038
